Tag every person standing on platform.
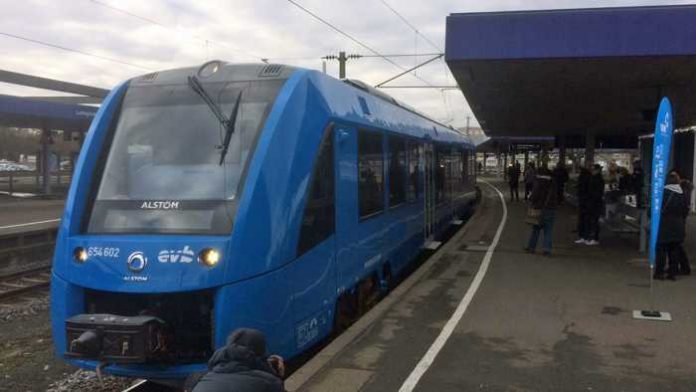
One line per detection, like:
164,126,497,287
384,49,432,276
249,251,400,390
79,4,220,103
631,160,645,208
507,162,521,202
524,167,558,256
668,169,692,276
574,166,591,244
553,163,569,204
585,164,605,246
524,162,536,201
654,173,689,281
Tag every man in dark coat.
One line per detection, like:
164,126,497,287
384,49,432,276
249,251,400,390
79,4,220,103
524,167,558,256
574,167,591,244
523,162,536,201
631,161,645,208
667,169,692,276
507,162,521,202
192,328,285,392
553,163,569,203
584,164,605,246
654,173,690,280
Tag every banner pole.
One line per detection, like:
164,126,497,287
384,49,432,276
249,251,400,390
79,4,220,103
634,96,673,322
649,265,654,312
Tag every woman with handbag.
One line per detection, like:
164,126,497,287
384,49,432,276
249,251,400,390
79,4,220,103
524,167,558,256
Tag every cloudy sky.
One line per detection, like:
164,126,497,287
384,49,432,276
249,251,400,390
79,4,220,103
0,0,691,128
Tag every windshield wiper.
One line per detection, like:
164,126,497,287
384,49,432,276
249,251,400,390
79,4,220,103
186,75,243,165
218,90,243,165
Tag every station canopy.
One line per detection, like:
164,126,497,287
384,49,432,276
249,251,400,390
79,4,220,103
0,94,97,131
0,69,106,131
445,5,696,138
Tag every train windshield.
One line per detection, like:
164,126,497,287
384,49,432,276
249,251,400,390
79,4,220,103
86,78,285,235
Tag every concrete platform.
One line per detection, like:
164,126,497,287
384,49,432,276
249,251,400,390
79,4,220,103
290,180,696,391
0,198,63,236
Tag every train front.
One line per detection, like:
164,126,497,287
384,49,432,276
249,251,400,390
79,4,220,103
50,62,291,380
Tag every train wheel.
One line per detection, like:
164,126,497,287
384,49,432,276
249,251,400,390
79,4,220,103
357,275,380,315
334,291,358,331
380,264,394,294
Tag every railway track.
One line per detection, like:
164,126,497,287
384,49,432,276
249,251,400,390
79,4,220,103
0,265,51,301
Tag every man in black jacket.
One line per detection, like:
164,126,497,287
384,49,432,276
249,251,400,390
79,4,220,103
631,161,644,208
574,167,591,244
585,164,605,246
667,170,692,276
524,167,558,256
507,162,521,202
192,328,285,392
553,163,569,204
655,173,690,280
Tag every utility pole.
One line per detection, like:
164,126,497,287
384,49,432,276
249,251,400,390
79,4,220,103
323,51,361,79
338,51,346,79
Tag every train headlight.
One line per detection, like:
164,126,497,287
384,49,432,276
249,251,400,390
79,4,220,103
73,247,88,263
199,248,221,267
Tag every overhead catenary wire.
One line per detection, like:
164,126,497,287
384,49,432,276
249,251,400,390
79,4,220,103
376,0,459,98
0,31,153,70
89,0,265,61
377,0,443,52
375,54,443,87
286,0,437,87
263,53,443,62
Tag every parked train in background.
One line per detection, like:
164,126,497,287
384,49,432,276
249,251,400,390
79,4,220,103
50,61,478,382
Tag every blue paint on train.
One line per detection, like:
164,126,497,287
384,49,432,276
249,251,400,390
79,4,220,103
50,62,476,380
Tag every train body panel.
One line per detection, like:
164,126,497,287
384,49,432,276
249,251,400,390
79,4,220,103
51,62,477,380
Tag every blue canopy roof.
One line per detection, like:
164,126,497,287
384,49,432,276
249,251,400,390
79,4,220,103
0,94,97,131
447,6,696,61
446,5,696,138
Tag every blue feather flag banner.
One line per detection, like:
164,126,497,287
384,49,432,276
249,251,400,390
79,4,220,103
649,97,674,267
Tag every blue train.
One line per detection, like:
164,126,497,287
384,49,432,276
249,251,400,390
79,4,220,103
50,61,477,381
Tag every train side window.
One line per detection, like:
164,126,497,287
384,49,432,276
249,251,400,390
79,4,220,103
407,142,420,202
297,127,335,256
388,135,407,207
358,129,385,218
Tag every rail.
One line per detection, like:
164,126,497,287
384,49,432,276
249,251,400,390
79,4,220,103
121,380,180,392
0,226,57,273
0,265,52,301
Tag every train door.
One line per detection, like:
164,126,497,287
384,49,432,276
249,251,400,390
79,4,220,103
334,125,360,295
423,143,439,248
334,125,386,296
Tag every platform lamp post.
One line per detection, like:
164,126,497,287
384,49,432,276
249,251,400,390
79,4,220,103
40,127,53,196
634,97,674,322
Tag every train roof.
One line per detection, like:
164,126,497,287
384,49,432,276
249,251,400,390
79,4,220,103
126,61,472,146
129,62,299,87
341,79,458,132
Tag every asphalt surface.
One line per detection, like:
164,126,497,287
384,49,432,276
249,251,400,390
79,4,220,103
298,180,696,392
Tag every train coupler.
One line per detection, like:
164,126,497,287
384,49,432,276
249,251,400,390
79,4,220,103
65,313,168,363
